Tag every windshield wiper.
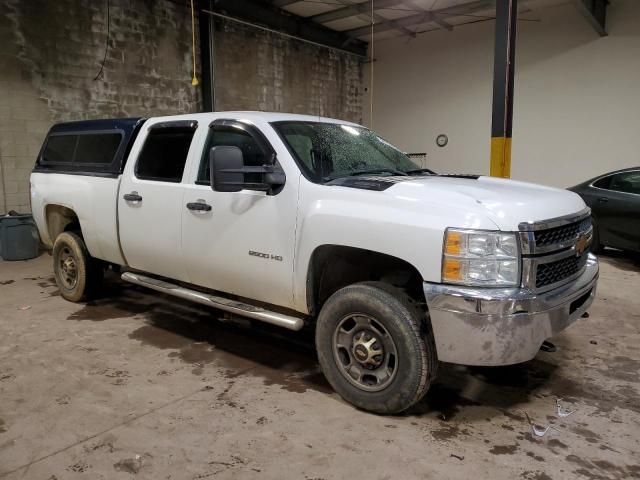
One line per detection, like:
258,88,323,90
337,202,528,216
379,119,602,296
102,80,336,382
350,168,408,177
404,168,436,175
324,168,408,182
343,168,436,177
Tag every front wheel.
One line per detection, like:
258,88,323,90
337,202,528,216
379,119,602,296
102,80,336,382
52,232,103,302
315,282,437,414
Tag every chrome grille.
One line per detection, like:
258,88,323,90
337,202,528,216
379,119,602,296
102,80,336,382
536,253,589,288
534,217,591,249
519,208,593,292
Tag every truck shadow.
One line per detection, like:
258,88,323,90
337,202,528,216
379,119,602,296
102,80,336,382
409,361,560,421
596,249,640,272
69,273,567,419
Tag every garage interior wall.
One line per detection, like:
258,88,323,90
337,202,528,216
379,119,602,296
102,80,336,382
210,18,363,123
0,0,201,215
364,0,640,188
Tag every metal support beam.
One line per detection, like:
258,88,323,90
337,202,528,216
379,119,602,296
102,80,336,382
490,0,518,178
311,0,404,24
312,0,415,39
209,0,368,56
573,0,608,36
198,0,214,111
344,0,493,38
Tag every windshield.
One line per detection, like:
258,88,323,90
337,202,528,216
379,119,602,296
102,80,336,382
272,121,432,183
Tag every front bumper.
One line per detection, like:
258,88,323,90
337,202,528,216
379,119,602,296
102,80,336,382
424,253,599,366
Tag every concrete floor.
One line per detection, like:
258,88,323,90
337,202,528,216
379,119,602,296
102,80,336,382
0,253,639,480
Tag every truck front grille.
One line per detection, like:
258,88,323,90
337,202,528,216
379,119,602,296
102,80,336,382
536,253,588,288
519,208,593,291
533,217,591,249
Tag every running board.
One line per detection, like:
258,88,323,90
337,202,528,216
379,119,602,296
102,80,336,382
121,272,305,331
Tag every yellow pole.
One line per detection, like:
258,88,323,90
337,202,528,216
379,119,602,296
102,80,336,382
489,0,517,178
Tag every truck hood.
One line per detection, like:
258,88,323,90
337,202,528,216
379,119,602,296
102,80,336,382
384,175,587,231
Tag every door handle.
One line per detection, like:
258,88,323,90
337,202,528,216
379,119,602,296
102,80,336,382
597,197,609,203
186,202,212,212
123,192,143,202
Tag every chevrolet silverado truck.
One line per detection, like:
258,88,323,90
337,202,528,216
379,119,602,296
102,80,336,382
30,112,599,414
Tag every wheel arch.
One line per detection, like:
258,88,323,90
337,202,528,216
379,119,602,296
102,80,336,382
44,204,83,246
306,244,426,317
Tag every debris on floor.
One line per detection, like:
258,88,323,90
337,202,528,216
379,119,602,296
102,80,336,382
556,399,575,418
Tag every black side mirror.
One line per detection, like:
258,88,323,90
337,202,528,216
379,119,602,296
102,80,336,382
209,145,286,194
210,146,244,192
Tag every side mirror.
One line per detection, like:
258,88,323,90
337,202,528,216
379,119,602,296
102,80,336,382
209,145,286,193
210,146,244,192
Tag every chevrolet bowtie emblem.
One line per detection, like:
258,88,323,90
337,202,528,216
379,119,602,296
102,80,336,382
575,233,588,257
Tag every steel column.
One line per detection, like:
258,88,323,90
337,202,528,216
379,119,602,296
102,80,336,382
490,0,518,178
198,0,215,111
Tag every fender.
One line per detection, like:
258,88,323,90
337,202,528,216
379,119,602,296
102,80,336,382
292,181,500,313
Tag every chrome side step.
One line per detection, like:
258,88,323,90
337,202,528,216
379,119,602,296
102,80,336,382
121,272,305,331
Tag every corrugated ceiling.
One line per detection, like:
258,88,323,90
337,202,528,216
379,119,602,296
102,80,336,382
274,0,570,41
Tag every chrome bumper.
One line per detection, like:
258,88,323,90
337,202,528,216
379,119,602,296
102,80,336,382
424,253,599,366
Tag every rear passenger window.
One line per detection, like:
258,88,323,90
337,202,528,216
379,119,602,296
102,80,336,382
42,135,77,163
136,129,195,183
75,133,122,164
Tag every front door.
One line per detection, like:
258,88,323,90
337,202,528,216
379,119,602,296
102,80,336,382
118,120,198,281
181,121,299,309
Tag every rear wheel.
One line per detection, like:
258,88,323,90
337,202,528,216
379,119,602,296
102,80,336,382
52,232,103,302
316,282,437,414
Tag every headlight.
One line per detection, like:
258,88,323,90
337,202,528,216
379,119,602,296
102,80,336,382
442,229,520,286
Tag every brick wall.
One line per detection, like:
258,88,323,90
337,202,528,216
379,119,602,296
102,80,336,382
212,19,363,123
0,0,202,214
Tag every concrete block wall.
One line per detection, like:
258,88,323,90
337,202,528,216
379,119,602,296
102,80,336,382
212,19,363,123
0,0,202,214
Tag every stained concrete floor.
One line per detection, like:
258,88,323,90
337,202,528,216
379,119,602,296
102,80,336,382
0,253,639,480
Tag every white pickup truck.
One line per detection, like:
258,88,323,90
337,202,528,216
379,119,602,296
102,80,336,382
30,112,598,413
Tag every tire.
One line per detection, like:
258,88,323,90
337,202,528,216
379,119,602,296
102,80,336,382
52,231,103,302
315,281,437,414
591,217,602,254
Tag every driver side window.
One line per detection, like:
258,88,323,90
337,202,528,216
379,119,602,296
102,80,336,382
197,126,266,184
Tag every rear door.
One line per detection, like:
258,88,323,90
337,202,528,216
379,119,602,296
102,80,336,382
591,170,640,250
118,120,198,280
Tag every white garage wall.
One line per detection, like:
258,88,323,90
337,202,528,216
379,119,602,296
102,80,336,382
363,0,640,188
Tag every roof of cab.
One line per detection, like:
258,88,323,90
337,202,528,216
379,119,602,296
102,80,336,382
47,112,361,133
141,111,362,127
